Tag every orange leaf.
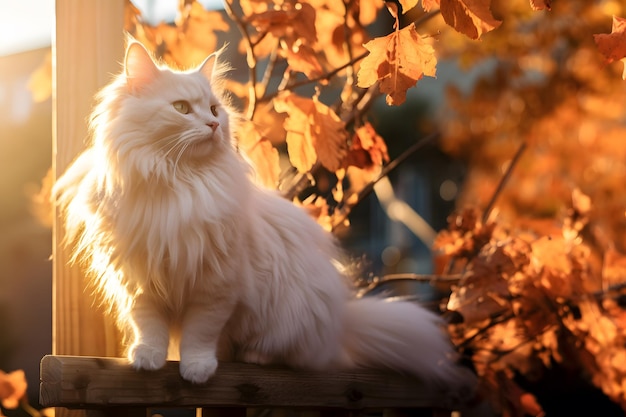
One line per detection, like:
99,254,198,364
284,43,324,79
345,122,390,172
0,370,27,409
602,247,626,287
529,0,551,11
440,0,502,40
594,15,626,79
240,0,270,15
357,25,437,105
398,0,419,13
126,1,229,68
422,0,440,12
238,121,281,189
247,2,317,46
28,50,52,103
274,93,348,172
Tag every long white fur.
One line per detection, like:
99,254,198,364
53,41,476,392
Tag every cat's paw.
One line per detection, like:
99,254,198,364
179,355,218,384
129,343,167,371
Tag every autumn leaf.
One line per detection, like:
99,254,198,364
0,370,27,409
126,1,229,68
237,121,281,189
529,0,551,11
344,122,390,172
28,50,52,103
594,15,626,79
239,0,270,16
422,0,440,12
440,0,502,40
246,2,322,77
357,25,437,105
247,2,317,46
273,93,348,173
562,188,591,241
397,0,419,14
284,43,324,79
602,247,626,287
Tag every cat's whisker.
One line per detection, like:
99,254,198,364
172,141,192,180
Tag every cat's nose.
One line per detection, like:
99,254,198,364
206,121,219,131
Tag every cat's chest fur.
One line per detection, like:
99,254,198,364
104,161,250,302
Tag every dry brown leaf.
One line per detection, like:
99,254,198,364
440,0,502,40
357,25,437,105
594,15,626,79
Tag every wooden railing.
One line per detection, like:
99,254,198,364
40,355,475,417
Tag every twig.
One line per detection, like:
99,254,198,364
261,51,370,103
223,0,258,120
258,41,281,99
482,141,527,224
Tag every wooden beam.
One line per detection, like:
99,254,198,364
53,0,125,358
40,356,465,411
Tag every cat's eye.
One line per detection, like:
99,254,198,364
173,100,191,114
210,105,218,117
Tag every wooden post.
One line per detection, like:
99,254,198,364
52,0,125,398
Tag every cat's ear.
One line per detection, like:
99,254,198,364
198,53,217,81
124,42,160,93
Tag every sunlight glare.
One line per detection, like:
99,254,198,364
0,0,53,56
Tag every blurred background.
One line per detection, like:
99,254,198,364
6,0,626,414
0,0,54,408
0,0,463,407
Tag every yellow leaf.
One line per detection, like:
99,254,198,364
274,93,348,172
237,121,281,189
357,25,437,105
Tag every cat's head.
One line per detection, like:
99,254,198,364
92,41,236,180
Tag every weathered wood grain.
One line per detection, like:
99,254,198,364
40,355,463,411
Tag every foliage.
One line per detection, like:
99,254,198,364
0,369,46,417
124,0,522,233
30,0,626,414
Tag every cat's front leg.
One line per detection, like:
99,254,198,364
179,297,234,384
128,293,169,371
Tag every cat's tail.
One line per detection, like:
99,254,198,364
341,296,476,396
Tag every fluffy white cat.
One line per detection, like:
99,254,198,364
53,41,475,393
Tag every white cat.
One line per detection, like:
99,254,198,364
53,41,475,393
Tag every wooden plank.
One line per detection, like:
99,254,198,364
40,356,462,411
53,0,125,358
